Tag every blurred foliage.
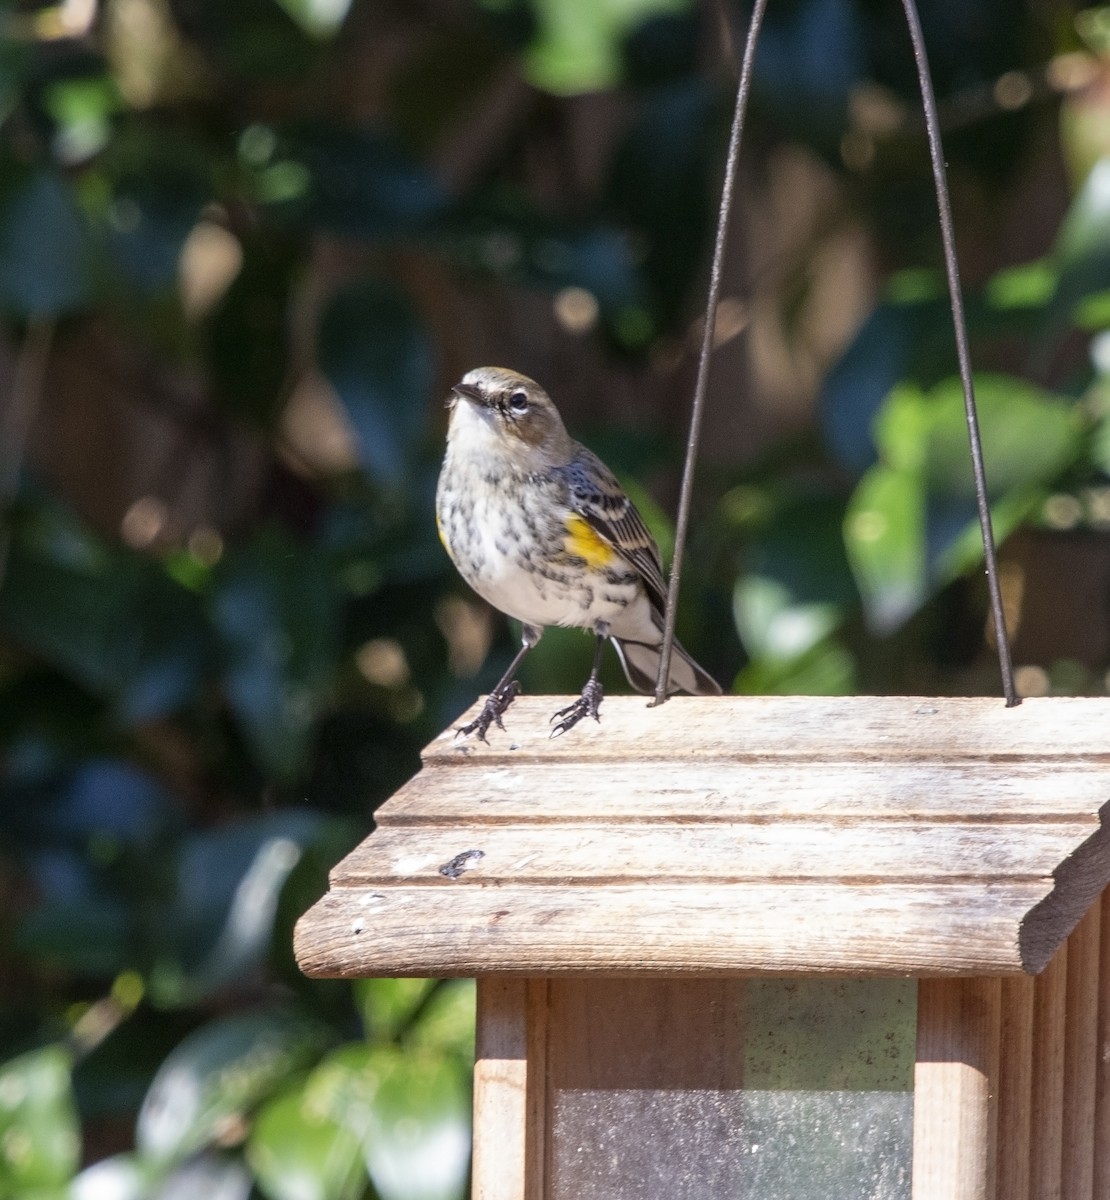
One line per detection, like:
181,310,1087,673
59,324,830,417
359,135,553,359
1,0,1110,1196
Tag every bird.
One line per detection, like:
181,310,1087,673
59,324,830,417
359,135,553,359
435,366,721,740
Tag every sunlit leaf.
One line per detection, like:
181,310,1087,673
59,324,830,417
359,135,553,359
70,1153,149,1200
304,1044,470,1200
1049,156,1110,330
733,492,856,661
248,1088,365,1200
273,0,352,38
404,981,476,1060
353,979,437,1043
0,1046,79,1192
984,258,1057,311
519,0,689,94
734,576,842,664
845,374,1082,631
733,637,855,696
137,1011,331,1166
162,811,324,1004
844,465,925,634
71,1153,251,1200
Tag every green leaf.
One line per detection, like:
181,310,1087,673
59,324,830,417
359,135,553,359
0,1046,79,1192
70,1153,251,1200
272,0,352,38
318,279,435,485
303,1044,470,1200
248,1088,365,1200
404,981,476,1060
844,466,925,634
518,0,690,94
734,575,842,664
733,637,855,696
845,374,1082,631
1049,157,1110,329
159,812,324,1005
136,1012,332,1166
353,979,437,1043
732,493,856,663
914,376,1080,502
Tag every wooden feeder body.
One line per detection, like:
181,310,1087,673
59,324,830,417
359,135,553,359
295,696,1110,1200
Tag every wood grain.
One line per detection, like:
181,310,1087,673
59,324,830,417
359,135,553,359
1062,904,1101,1200
995,975,1034,1200
473,978,529,1200
1093,889,1110,1198
913,977,1001,1200
293,696,1110,980
295,881,1047,978
1030,945,1068,1200
424,695,1110,762
334,822,1098,885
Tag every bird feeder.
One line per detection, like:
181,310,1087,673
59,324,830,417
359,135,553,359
294,693,1110,1199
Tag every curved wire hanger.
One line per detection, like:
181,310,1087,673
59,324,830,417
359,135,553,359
653,0,1020,709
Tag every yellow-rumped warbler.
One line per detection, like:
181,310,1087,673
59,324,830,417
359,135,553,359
436,366,721,739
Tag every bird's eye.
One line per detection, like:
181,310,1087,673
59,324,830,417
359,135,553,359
508,391,529,413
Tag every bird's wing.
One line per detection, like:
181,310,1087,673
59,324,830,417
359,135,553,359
561,448,669,612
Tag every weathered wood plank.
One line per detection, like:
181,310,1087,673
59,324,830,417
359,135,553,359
473,978,529,1200
426,696,1110,763
1062,904,1101,1200
995,975,1034,1200
1093,889,1110,1198
913,977,1000,1200
294,881,1047,978
380,761,1110,825
332,821,1099,886
1029,945,1068,1200
293,695,1110,981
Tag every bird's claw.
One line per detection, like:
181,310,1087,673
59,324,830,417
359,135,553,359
549,678,604,738
457,681,521,742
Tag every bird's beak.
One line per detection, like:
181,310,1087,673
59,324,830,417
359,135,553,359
449,382,483,408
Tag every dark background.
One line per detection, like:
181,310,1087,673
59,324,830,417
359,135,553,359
1,0,1108,1196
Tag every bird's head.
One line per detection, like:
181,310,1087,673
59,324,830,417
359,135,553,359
445,367,572,469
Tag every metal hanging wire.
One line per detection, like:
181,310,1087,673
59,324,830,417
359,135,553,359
654,0,1020,708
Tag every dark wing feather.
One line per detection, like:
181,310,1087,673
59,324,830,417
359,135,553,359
559,448,668,612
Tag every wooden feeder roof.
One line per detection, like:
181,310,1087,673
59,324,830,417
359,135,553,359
294,695,1110,980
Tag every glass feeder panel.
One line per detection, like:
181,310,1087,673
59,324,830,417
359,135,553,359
547,978,915,1200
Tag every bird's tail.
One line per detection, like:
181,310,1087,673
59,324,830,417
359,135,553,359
610,635,721,697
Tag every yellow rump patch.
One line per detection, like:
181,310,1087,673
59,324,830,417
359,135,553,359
564,513,616,569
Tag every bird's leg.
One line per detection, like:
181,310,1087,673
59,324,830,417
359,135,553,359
550,626,607,738
458,624,540,741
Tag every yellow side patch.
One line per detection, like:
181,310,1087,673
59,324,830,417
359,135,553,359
564,513,616,569
435,509,447,549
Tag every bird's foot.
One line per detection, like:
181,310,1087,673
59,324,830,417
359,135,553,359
549,677,604,738
457,681,521,742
